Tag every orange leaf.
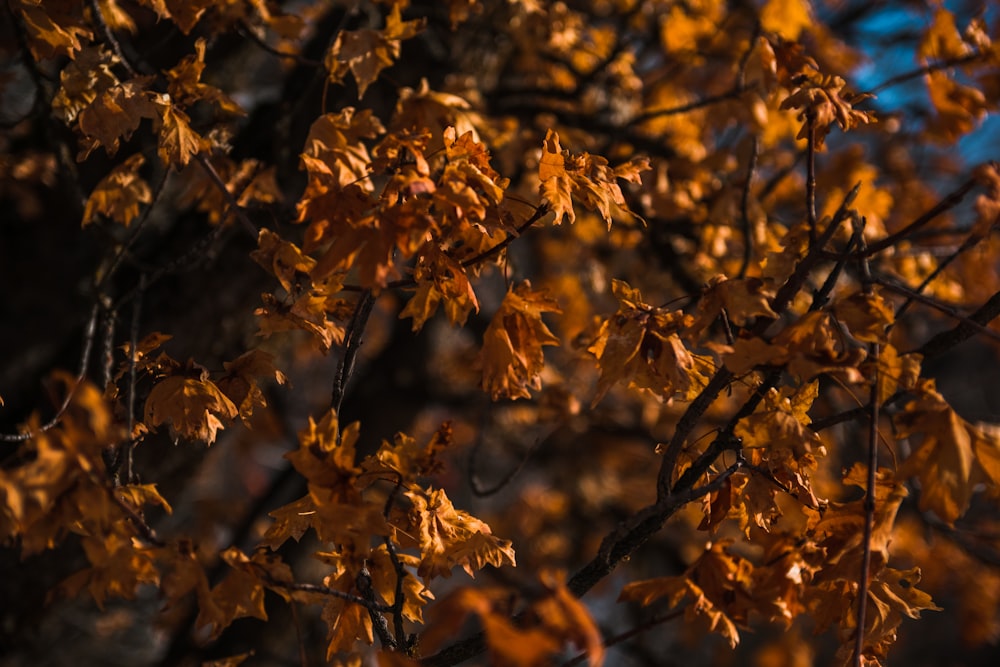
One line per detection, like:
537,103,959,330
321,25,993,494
82,154,152,227
156,103,208,167
480,282,560,400
144,374,238,444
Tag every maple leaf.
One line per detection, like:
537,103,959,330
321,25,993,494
832,289,894,344
196,548,268,639
408,487,515,579
538,129,649,227
895,381,1000,523
82,154,152,227
781,72,875,148
144,367,239,445
155,102,209,168
285,410,362,494
925,71,988,142
324,5,426,98
165,38,243,115
480,282,561,400
399,250,479,330
52,46,120,124
533,570,604,666
588,280,706,404
77,79,159,160
16,1,92,60
216,349,288,424
688,275,779,335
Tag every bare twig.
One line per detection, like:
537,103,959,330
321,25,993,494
1,304,101,442
806,111,818,245
870,52,985,94
631,84,746,125
331,291,376,415
875,277,1000,346
194,154,259,237
854,221,879,667
341,203,549,292
562,608,685,666
237,20,323,67
86,0,139,77
864,177,977,256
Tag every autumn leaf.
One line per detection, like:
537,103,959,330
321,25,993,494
216,349,288,424
144,371,239,445
408,487,515,579
77,79,159,160
156,103,209,167
780,71,875,148
324,5,426,98
82,154,152,227
16,2,91,60
538,129,649,227
480,282,561,400
895,381,1000,524
588,280,706,404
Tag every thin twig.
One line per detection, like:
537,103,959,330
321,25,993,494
853,220,878,667
123,275,145,485
237,20,323,67
85,0,138,77
870,52,985,94
875,277,1000,346
331,291,376,414
1,304,100,442
341,203,549,292
864,177,977,255
894,229,991,321
631,84,746,125
562,608,685,666
806,111,818,245
195,154,259,237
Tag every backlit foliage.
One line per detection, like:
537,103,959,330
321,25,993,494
2,1,1000,666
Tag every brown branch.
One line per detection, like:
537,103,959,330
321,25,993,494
894,229,991,321
194,154,259,237
806,111,818,245
875,277,1000,346
916,287,1000,360
631,84,747,125
854,227,879,667
85,0,139,77
331,291,376,415
864,177,977,256
237,20,323,67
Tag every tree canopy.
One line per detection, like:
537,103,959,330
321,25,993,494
2,1,1000,666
